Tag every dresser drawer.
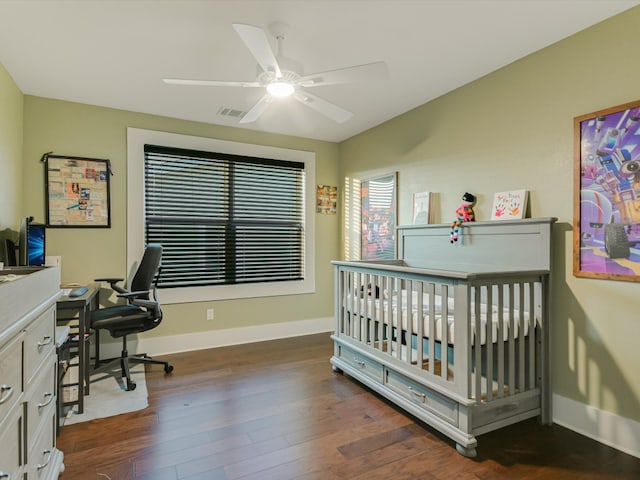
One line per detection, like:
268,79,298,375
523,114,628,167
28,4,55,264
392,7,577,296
26,357,56,448
384,368,458,426
0,332,24,419
0,400,24,480
337,344,383,383
26,403,57,480
24,306,56,387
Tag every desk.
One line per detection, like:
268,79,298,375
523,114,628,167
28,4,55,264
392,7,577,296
56,284,99,414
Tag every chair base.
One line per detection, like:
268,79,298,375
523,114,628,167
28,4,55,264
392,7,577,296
95,336,173,391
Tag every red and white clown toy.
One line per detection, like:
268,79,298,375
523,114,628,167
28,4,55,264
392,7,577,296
450,192,476,243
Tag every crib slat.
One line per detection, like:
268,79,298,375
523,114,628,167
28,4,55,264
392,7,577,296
508,283,515,393
368,274,376,346
416,281,424,367
441,284,449,380
474,286,482,403
427,282,436,375
386,276,393,355
486,285,494,402
395,277,402,361
339,269,345,335
497,284,505,398
453,285,471,399
406,280,414,364
528,281,535,390
518,282,525,393
344,271,351,336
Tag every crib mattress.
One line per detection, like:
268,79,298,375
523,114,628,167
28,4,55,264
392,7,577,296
345,292,534,345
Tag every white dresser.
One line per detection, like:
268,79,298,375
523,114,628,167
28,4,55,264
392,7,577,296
0,266,64,480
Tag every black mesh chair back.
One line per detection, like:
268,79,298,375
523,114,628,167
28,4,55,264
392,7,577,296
130,244,163,297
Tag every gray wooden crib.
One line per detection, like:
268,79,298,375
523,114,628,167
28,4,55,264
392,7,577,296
330,218,556,457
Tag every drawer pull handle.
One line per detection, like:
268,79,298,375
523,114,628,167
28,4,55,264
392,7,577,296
353,357,366,368
408,387,427,401
37,335,53,348
36,449,52,471
0,385,14,405
38,392,54,409
0,470,10,479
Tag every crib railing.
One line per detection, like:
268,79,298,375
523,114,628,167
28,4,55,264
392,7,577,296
333,260,548,405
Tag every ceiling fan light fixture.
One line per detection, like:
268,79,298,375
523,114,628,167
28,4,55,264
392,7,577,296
267,81,294,98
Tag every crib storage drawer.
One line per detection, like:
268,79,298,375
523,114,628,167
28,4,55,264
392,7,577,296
337,344,383,383
384,368,458,426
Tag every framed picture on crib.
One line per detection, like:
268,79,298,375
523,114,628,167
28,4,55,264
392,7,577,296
573,99,640,282
490,190,528,220
360,172,397,261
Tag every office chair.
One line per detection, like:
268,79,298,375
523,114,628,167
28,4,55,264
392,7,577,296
90,244,173,391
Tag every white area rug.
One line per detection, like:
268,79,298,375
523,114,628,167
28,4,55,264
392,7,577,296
62,363,148,425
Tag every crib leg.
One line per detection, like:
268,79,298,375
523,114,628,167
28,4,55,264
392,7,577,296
456,443,477,458
332,364,343,374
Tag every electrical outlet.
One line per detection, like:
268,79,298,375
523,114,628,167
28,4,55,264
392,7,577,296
206,308,214,321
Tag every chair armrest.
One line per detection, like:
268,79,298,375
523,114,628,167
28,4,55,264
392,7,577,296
117,290,157,310
116,290,150,299
95,277,127,294
94,277,124,283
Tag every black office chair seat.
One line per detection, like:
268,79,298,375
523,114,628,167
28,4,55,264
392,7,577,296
91,304,155,337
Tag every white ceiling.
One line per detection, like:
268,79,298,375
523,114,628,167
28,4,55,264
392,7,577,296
0,0,638,143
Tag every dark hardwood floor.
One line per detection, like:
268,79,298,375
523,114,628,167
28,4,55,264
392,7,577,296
57,333,640,480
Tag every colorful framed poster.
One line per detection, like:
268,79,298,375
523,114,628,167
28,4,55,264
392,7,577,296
574,99,640,281
361,172,397,260
44,155,111,227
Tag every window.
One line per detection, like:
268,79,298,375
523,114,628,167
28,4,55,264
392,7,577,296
127,129,315,304
144,144,305,288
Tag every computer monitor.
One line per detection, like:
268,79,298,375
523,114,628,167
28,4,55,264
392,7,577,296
18,217,46,266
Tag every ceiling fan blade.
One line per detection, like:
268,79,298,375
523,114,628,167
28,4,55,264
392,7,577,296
298,61,388,87
239,95,273,124
293,91,353,123
163,78,261,88
232,23,282,78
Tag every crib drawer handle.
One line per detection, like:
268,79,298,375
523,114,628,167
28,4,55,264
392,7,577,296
0,470,10,479
353,357,366,368
0,385,13,404
409,387,427,402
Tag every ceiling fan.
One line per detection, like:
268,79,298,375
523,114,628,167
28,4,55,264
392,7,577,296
163,22,388,124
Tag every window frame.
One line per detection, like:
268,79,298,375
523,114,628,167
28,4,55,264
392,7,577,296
127,128,316,304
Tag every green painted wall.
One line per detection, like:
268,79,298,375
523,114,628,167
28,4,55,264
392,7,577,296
0,63,23,231
339,7,640,422
22,97,340,336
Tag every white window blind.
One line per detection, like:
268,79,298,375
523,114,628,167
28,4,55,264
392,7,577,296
144,144,305,288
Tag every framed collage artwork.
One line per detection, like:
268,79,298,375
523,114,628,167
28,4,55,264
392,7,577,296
44,155,111,227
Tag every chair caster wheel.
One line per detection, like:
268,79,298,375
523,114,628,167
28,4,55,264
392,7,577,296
126,380,137,391
164,364,174,374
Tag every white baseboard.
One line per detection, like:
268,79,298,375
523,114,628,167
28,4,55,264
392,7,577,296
99,316,334,359
553,393,640,459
